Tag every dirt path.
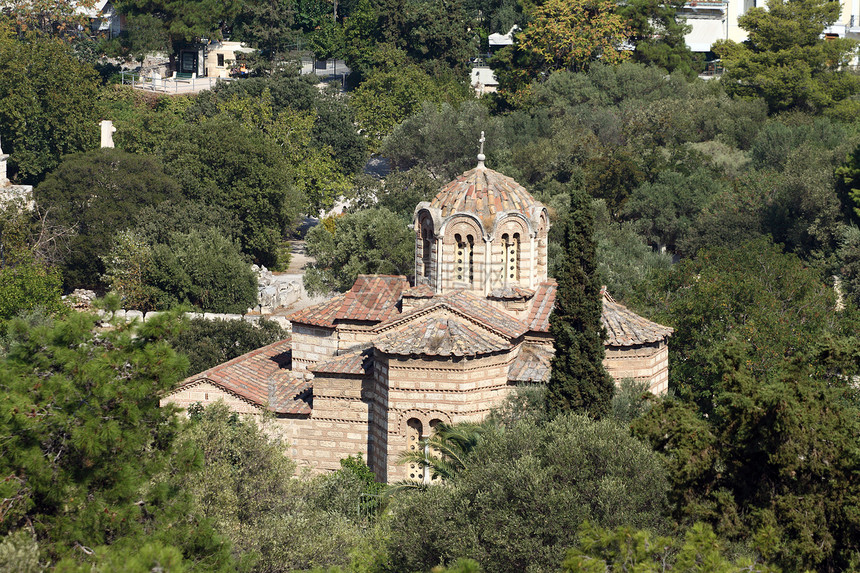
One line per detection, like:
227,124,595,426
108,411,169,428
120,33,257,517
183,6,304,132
284,241,313,274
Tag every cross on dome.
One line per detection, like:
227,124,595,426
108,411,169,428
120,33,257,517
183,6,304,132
477,131,486,169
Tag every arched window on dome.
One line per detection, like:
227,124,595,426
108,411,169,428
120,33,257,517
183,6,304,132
503,233,519,285
421,224,432,281
455,233,473,286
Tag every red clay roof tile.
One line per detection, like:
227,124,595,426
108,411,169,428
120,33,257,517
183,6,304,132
375,316,510,356
172,338,311,415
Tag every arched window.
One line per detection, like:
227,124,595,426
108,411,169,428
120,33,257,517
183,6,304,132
422,225,432,280
406,418,423,481
503,233,519,284
511,233,520,282
428,419,443,483
456,234,473,285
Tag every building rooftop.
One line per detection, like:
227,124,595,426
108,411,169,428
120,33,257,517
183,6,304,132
311,347,374,376
290,275,409,327
429,165,544,223
375,316,511,357
601,290,674,346
375,289,528,340
173,338,311,415
508,344,554,383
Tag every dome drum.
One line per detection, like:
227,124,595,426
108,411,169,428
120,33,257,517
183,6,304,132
413,163,549,295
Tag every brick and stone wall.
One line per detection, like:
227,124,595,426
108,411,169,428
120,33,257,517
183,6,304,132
291,323,338,369
603,342,669,395
372,350,514,481
162,381,263,414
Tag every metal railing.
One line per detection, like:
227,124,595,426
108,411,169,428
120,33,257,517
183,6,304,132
119,70,230,94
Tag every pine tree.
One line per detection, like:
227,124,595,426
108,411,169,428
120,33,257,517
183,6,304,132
546,189,614,418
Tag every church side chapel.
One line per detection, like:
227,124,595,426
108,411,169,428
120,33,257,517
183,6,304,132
161,143,673,483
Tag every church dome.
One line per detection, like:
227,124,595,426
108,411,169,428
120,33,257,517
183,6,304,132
413,141,550,296
429,166,542,223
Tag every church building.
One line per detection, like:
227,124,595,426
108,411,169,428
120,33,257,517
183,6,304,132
161,152,673,483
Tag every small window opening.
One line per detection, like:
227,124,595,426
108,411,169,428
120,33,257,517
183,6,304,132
456,234,473,284
422,225,432,279
407,418,424,481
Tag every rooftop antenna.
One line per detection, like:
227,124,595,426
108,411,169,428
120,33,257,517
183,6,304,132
477,131,486,169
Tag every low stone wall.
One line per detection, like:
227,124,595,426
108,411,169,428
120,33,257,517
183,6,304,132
93,308,292,330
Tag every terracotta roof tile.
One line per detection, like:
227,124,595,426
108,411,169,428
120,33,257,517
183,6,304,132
526,283,673,345
601,291,673,346
431,166,543,221
269,373,312,415
375,316,510,356
508,344,554,383
311,347,374,375
334,275,409,322
288,294,347,328
374,290,527,340
525,280,557,332
488,286,535,300
403,284,435,298
289,276,408,327
172,338,311,415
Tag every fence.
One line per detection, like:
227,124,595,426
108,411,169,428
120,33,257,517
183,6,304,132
120,70,231,94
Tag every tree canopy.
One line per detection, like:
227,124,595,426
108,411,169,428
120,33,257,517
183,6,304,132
35,148,181,291
546,189,614,418
714,0,860,113
303,208,414,295
633,340,860,572
0,35,100,185
0,311,235,569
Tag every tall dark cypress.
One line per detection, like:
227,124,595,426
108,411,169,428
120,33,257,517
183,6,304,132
546,188,614,418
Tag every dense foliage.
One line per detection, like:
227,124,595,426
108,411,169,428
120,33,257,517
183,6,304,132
165,317,287,375
35,148,181,291
546,188,614,418
0,312,235,569
304,208,414,295
0,34,100,184
387,414,669,573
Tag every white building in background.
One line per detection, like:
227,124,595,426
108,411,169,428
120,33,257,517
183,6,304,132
682,0,860,56
76,0,122,38
824,0,860,42
680,0,762,54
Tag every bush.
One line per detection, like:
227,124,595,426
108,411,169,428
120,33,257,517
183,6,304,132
387,414,670,573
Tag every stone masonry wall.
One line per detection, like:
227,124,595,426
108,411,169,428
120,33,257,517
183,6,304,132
376,350,514,481
291,324,338,369
604,342,669,395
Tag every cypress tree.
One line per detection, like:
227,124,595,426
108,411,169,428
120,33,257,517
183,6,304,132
546,188,614,418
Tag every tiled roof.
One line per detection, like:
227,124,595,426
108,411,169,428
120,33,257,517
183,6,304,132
602,291,673,346
172,338,311,415
508,344,554,383
289,275,408,327
527,282,673,346
288,294,347,328
375,316,510,357
375,290,527,340
488,286,535,300
402,284,435,298
525,280,556,332
334,275,409,322
269,373,313,415
430,166,543,220
311,347,374,375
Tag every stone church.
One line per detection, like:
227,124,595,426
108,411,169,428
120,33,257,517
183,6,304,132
161,154,673,483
